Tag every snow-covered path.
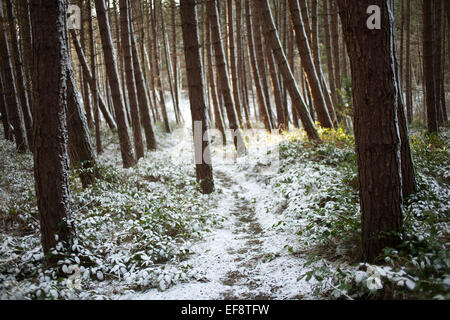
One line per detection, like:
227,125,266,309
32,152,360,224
119,158,314,300
115,94,315,300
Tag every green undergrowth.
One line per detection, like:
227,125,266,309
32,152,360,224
0,137,216,299
273,126,449,300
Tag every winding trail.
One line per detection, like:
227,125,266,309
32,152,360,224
125,161,314,300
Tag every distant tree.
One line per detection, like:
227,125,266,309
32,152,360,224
207,0,246,152
5,0,34,149
0,3,27,152
257,0,319,141
95,0,136,167
120,0,144,160
422,0,438,132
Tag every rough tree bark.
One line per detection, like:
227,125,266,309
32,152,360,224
338,0,403,262
180,0,215,194
30,0,74,258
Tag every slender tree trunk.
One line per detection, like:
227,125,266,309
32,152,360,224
78,0,93,129
323,0,339,117
129,4,157,150
330,0,341,93
88,0,103,154
236,0,252,129
252,2,275,128
17,0,34,110
227,0,244,128
30,0,74,259
70,29,117,131
338,0,403,263
5,0,34,149
95,0,136,167
180,0,215,194
207,0,246,153
433,0,444,124
151,0,171,133
0,76,12,140
245,0,271,131
405,0,413,123
120,0,144,159
171,0,181,124
0,5,27,152
288,0,335,128
258,0,319,141
66,60,97,187
206,17,227,145
423,0,438,132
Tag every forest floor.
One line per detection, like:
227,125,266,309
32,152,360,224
0,95,449,300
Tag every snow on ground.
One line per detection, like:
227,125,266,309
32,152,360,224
117,93,316,299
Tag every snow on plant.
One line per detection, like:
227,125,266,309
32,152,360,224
0,134,218,299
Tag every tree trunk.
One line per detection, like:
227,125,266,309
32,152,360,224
66,60,97,187
129,6,157,151
423,0,438,132
236,0,252,129
288,0,335,128
78,0,93,129
206,15,227,145
70,29,117,131
245,0,272,132
252,2,275,128
16,0,34,110
258,0,319,141
120,0,144,160
433,0,444,124
151,0,171,133
5,0,34,149
88,0,103,154
0,76,12,140
227,0,244,128
95,0,136,167
30,0,74,259
405,0,413,123
207,0,246,153
323,0,339,118
0,4,27,152
338,0,403,263
180,0,215,194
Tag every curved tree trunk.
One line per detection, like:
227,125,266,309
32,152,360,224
258,0,319,141
66,60,97,187
70,29,117,131
95,0,136,168
288,0,335,128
